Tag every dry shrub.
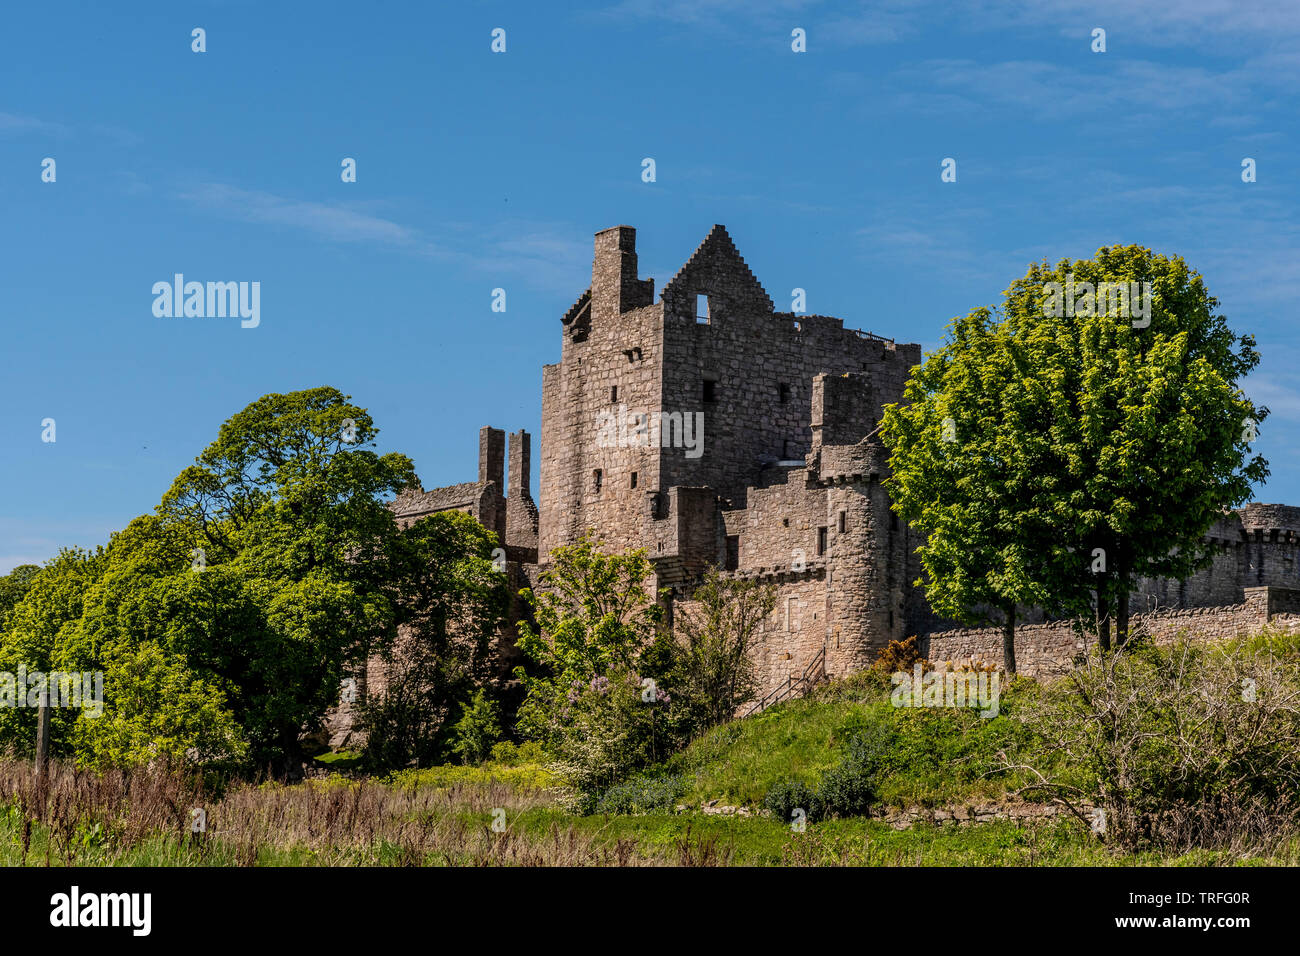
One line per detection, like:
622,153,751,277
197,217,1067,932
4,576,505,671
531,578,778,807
872,636,931,675
1009,633,1300,854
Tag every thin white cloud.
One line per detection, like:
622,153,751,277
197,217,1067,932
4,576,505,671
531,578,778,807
179,183,427,247
176,183,590,294
601,0,1300,52
0,112,70,137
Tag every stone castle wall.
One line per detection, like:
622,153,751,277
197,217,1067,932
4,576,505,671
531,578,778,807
923,586,1300,677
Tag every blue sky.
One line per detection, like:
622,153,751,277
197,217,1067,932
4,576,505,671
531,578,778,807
3,0,1299,574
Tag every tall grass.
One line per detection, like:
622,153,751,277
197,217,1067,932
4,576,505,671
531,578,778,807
0,759,720,866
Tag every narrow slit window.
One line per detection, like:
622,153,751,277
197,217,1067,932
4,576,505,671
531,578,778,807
703,379,717,403
696,294,710,324
630,472,638,489
593,469,603,494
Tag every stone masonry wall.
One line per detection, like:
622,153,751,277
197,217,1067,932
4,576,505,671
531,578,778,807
539,226,665,557
656,226,921,513
922,586,1300,677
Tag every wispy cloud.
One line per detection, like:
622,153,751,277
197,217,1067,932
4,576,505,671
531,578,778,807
176,183,589,294
881,57,1268,122
179,183,427,246
601,0,1300,52
0,111,70,137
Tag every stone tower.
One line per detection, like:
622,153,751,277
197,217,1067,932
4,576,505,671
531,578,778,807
538,224,924,685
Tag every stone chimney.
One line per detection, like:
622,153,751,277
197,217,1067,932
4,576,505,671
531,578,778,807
506,429,539,560
478,426,505,490
592,225,654,316
508,429,530,499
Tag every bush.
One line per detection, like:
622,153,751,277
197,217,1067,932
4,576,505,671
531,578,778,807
518,666,679,811
450,689,501,765
489,740,545,766
872,636,930,675
763,779,822,825
817,723,895,819
595,774,685,815
1020,635,1300,852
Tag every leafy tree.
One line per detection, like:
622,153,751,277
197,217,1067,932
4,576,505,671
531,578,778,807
450,688,502,765
71,641,248,772
884,247,1266,656
671,568,775,728
0,565,41,632
1001,248,1266,647
514,534,664,727
0,387,424,771
362,511,507,769
882,307,1079,671
0,549,106,755
513,535,670,804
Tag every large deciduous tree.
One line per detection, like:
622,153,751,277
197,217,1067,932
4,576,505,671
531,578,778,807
883,246,1267,660
0,387,433,771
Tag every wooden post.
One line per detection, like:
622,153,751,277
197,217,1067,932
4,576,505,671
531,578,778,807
35,697,50,778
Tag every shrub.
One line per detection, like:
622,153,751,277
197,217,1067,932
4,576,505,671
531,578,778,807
544,668,674,808
872,636,930,675
762,779,821,825
1018,635,1300,852
595,774,684,815
450,689,501,765
817,723,895,819
489,740,545,766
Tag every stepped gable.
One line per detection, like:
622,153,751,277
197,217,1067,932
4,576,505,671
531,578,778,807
660,224,775,316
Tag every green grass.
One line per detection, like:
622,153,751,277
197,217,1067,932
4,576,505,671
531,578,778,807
5,795,1291,866
1,662,1293,866
663,671,1053,810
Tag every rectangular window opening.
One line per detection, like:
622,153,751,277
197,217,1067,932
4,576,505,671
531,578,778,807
696,294,710,324
703,379,717,403
817,526,828,556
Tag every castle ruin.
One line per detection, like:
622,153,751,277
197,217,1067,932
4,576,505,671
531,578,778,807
385,224,1300,701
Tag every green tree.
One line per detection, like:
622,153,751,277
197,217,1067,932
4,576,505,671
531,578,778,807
71,641,248,772
884,246,1267,657
362,510,507,769
0,564,41,632
514,534,664,715
0,387,425,771
0,548,107,755
881,307,1079,671
513,535,669,803
671,568,775,727
450,688,502,765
